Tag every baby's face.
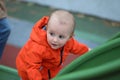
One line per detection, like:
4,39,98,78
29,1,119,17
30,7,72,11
46,19,72,49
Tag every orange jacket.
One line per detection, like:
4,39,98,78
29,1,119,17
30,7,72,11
16,16,89,80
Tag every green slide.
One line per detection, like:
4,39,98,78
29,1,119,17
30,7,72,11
0,65,20,80
52,32,120,80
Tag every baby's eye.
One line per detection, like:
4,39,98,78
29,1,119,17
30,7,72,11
59,35,64,39
50,32,55,36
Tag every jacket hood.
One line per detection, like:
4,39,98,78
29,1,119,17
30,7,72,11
30,16,49,46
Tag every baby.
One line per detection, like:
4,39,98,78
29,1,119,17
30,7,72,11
16,10,89,80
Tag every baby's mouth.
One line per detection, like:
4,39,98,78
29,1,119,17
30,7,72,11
51,43,57,46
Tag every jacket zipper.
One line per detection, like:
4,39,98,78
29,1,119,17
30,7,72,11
48,47,64,79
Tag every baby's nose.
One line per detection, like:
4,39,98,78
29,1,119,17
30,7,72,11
53,37,58,42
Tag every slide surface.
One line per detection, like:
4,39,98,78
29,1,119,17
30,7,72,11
0,65,20,80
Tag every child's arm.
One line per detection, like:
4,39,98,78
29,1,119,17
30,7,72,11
26,54,43,80
69,38,89,55
25,45,44,80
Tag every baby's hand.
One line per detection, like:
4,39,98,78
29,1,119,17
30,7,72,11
89,48,91,51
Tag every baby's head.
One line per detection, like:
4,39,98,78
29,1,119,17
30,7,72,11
48,10,75,35
46,10,75,49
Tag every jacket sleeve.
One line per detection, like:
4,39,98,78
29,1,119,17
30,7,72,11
69,38,89,55
25,44,44,80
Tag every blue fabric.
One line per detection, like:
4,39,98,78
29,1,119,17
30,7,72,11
0,18,11,58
